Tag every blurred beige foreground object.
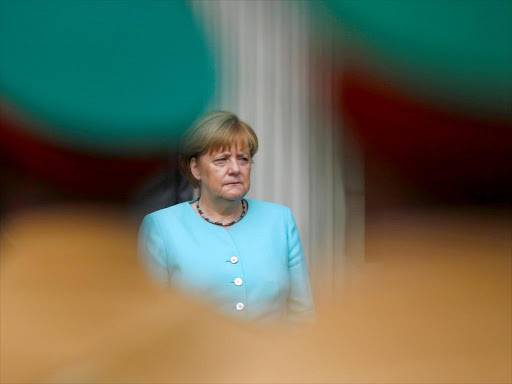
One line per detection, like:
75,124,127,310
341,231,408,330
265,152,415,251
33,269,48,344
1,206,510,383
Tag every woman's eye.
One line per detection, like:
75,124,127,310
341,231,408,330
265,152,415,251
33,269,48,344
214,158,226,164
239,157,249,163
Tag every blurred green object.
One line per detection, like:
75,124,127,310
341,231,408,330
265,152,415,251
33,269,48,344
0,0,214,153
321,0,512,118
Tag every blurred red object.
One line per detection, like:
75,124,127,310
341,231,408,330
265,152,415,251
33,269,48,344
0,110,166,202
338,66,512,207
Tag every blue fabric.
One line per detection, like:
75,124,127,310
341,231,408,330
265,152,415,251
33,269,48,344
138,199,315,324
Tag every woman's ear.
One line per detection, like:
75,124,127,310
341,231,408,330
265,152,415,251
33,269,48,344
190,157,201,181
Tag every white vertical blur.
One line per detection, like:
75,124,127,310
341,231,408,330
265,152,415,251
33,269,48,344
190,0,364,306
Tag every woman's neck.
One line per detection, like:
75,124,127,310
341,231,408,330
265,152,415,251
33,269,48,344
197,194,243,223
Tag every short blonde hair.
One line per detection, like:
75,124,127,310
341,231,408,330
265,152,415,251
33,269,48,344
178,111,259,189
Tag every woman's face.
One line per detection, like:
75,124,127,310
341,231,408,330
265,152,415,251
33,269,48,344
190,142,252,202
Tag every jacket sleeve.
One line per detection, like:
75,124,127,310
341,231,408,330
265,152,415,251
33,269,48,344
138,214,171,287
286,208,316,323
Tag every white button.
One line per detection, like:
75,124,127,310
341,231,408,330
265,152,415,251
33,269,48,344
236,302,245,311
230,256,238,264
234,278,243,286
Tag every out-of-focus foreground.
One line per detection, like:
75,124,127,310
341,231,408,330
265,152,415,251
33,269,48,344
1,206,509,383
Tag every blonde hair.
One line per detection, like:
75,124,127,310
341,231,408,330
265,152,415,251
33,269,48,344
178,111,259,189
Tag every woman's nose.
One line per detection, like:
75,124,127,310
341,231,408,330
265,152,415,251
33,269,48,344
228,158,240,174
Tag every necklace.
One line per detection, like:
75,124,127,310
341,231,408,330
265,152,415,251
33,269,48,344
196,199,247,227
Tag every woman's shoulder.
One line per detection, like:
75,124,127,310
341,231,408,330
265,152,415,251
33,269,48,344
142,201,194,224
246,199,292,219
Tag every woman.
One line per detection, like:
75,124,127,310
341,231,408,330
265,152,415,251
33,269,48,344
139,111,315,324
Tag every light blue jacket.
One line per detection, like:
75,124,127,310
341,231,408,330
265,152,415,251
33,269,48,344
138,199,315,323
